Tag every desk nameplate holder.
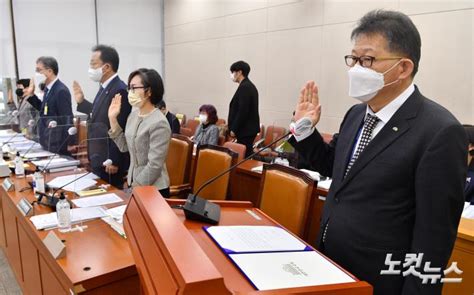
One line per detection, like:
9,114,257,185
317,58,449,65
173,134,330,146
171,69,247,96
16,197,33,217
43,231,66,259
2,177,15,192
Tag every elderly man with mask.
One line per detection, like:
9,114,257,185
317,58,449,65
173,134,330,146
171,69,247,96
289,10,466,295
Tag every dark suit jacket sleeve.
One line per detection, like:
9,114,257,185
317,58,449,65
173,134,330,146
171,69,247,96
229,86,251,135
401,124,466,294
77,99,93,115
26,95,42,111
289,130,337,177
109,89,131,166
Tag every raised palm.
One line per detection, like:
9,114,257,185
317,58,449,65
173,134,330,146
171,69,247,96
294,81,321,127
108,94,122,119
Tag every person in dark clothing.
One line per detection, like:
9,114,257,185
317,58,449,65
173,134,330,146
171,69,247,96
157,100,180,134
228,61,260,157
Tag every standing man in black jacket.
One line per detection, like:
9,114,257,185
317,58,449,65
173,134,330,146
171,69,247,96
73,45,131,188
290,10,466,295
228,61,260,157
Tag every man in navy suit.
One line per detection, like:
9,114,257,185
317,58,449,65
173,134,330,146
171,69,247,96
24,56,73,154
289,10,466,295
73,45,131,189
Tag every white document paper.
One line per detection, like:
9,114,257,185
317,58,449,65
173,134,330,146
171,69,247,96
61,178,97,192
30,207,107,230
47,173,99,188
318,179,332,190
229,251,355,290
72,193,123,208
23,151,56,159
206,226,308,253
105,205,127,223
462,204,474,219
250,165,263,173
300,169,322,181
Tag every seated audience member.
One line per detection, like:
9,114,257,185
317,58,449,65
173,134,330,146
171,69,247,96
193,104,220,146
157,100,180,134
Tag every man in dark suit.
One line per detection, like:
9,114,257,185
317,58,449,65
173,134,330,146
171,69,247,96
464,125,474,203
289,10,466,295
23,56,73,154
228,60,260,157
157,100,180,134
73,45,131,189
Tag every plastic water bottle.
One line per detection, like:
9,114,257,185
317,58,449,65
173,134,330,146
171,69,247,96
14,152,25,177
56,193,71,232
33,167,45,193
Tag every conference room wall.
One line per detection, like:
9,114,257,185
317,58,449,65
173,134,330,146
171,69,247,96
0,0,16,78
7,0,164,113
164,0,473,133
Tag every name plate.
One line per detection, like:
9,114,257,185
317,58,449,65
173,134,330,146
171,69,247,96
43,231,66,259
2,177,15,192
16,198,33,217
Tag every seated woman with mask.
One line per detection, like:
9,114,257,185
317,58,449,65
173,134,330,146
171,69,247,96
193,104,220,146
108,68,171,197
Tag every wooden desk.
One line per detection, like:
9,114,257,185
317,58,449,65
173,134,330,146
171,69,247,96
125,187,372,294
443,217,474,295
0,172,140,294
230,160,328,246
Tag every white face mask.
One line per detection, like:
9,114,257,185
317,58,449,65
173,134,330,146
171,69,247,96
88,66,103,82
347,61,401,102
230,72,235,81
199,114,208,124
35,72,47,85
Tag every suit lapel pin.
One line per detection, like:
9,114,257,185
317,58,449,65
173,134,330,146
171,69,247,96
392,127,398,132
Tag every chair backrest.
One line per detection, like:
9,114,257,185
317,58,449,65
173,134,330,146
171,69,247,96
257,164,314,238
264,125,286,147
175,113,186,126
166,134,194,186
192,145,237,200
253,124,265,144
223,141,246,162
216,118,226,126
180,127,193,138
186,118,200,135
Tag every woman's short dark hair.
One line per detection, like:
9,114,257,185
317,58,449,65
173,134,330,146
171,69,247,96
199,104,218,125
36,56,59,75
128,68,164,106
92,44,119,72
230,61,251,77
351,10,421,76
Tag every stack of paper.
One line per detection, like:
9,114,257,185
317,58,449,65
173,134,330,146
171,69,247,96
205,225,355,291
29,206,108,230
47,173,99,192
205,226,310,253
101,205,127,238
72,193,123,208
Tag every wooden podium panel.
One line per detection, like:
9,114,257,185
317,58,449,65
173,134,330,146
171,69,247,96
125,186,372,294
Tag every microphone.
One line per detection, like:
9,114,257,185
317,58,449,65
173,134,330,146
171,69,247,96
183,131,292,224
46,121,75,154
41,126,77,173
35,170,93,209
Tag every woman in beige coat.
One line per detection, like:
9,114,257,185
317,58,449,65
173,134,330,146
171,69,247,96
108,68,171,197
